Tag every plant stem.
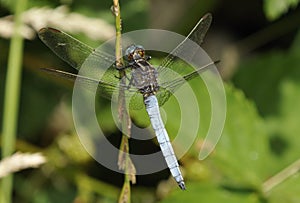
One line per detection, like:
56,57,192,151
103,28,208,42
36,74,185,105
111,1,136,203
1,0,27,202
262,158,300,195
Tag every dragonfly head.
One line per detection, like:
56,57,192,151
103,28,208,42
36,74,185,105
125,44,146,62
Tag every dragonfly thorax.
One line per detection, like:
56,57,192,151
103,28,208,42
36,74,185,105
125,44,159,97
130,59,159,97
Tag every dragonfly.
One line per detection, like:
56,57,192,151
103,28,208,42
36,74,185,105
38,13,215,190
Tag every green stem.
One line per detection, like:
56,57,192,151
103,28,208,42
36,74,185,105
262,158,300,195
1,0,27,202
112,1,135,203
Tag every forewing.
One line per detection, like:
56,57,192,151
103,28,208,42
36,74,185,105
39,28,143,106
157,13,212,75
38,27,116,71
156,13,212,105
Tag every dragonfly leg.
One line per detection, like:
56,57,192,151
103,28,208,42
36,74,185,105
114,74,122,79
114,73,133,91
114,73,130,80
112,62,131,71
127,76,135,89
145,55,151,61
114,60,133,70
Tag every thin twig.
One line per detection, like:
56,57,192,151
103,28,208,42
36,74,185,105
262,158,300,195
0,152,46,178
112,1,136,203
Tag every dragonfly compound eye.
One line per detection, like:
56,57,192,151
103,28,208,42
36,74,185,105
138,50,145,58
125,45,137,56
127,53,133,61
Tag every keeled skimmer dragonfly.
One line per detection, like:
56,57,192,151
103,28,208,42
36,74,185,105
38,13,215,190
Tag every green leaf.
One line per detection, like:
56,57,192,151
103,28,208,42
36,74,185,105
160,182,260,203
266,80,300,169
210,84,271,188
268,175,300,203
232,30,300,171
231,30,300,200
233,30,300,116
263,0,299,20
159,74,272,188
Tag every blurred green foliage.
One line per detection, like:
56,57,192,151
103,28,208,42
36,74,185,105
264,0,299,20
1,0,300,202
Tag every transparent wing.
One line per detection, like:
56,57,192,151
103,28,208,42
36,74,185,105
38,27,115,70
41,68,145,109
156,13,213,105
156,61,218,106
39,28,145,109
157,13,212,77
161,61,218,90
41,68,118,99
38,27,120,89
